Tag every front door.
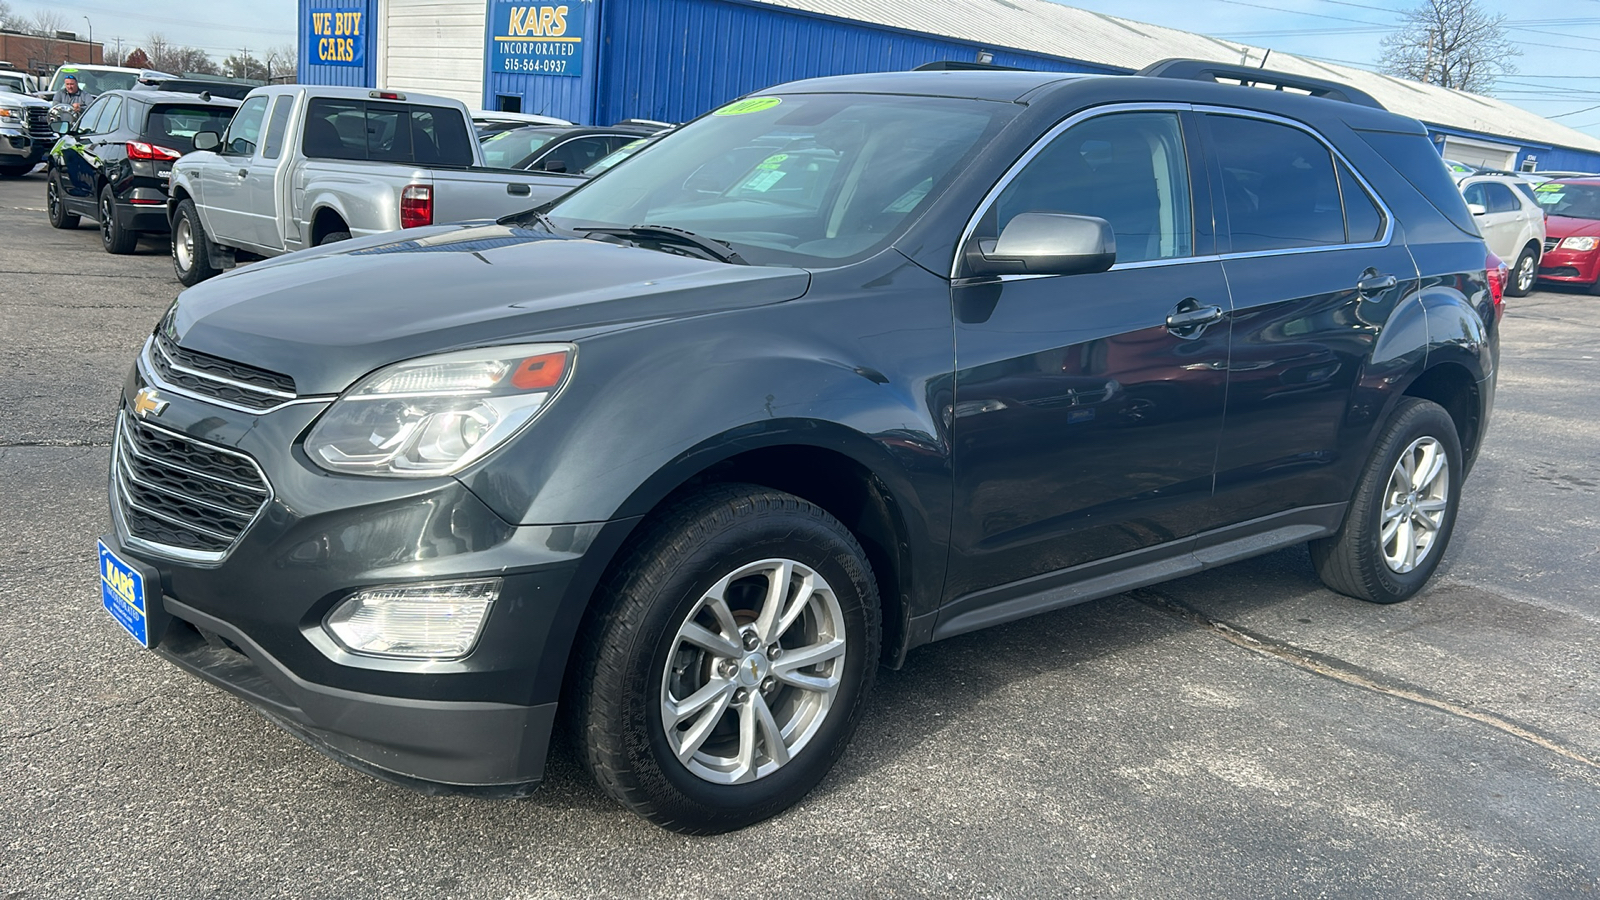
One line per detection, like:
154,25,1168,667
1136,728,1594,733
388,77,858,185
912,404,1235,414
203,95,270,250
945,109,1231,605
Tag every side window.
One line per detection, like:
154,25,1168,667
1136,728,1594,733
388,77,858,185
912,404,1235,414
76,97,110,135
1461,182,1488,209
1206,115,1345,253
1485,183,1520,214
96,96,124,135
222,96,270,156
261,97,294,160
539,136,620,173
1337,160,1385,243
991,111,1193,264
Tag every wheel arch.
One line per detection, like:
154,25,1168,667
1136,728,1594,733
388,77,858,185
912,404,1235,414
309,204,350,246
1401,361,1482,470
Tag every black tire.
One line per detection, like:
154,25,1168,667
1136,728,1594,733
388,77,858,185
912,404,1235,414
1506,245,1538,297
1311,398,1463,604
318,230,351,246
46,169,79,229
0,163,33,178
572,484,881,834
99,185,138,254
171,199,218,287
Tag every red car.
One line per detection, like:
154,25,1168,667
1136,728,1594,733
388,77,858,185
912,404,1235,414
1535,178,1600,292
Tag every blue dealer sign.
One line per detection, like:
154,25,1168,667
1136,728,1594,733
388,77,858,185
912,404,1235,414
491,2,584,77
309,7,366,67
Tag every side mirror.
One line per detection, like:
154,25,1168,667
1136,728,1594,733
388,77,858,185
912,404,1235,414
1467,202,1487,216
967,213,1117,277
193,131,220,152
51,118,73,135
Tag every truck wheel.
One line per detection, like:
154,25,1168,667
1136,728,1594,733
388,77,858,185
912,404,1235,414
1311,398,1462,604
47,170,79,229
317,230,351,246
573,484,881,834
1506,246,1537,297
100,185,138,254
0,163,33,178
171,199,219,286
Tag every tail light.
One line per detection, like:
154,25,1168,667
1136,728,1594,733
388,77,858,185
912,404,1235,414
400,184,433,229
1485,250,1507,321
127,141,183,161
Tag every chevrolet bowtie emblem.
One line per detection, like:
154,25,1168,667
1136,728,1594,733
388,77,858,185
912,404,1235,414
133,387,169,418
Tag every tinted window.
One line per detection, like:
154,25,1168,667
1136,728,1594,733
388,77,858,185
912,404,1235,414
993,111,1193,263
261,97,294,159
1208,115,1343,252
480,127,561,168
222,96,269,156
1357,130,1477,235
75,97,110,135
302,99,473,166
537,135,631,173
145,104,237,153
1461,182,1488,209
1338,160,1384,242
1484,182,1521,213
1512,182,1539,205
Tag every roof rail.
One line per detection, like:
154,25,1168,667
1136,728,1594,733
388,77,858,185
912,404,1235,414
1136,58,1384,110
913,60,1023,72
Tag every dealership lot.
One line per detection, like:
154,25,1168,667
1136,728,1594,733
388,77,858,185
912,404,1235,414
2,170,1599,897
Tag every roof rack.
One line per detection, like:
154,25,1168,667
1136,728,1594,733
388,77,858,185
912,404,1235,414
913,60,1023,72
1136,58,1384,110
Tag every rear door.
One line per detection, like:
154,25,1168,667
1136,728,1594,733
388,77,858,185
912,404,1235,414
1200,109,1420,530
944,107,1233,611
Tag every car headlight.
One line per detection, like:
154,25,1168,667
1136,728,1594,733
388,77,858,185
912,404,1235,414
1559,236,1599,252
305,343,573,477
0,107,21,123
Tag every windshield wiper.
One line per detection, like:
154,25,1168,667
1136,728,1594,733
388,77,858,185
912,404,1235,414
502,208,558,232
577,224,749,265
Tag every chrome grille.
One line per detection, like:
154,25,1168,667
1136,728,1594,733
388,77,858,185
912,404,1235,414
113,411,271,559
147,331,297,411
26,107,51,141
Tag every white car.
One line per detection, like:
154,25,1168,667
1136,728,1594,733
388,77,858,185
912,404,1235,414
1460,174,1547,296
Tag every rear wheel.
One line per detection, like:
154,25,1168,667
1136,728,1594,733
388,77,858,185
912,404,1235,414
171,199,218,286
47,169,79,229
317,230,351,246
100,185,138,254
573,485,880,834
1311,398,1462,604
1506,246,1537,297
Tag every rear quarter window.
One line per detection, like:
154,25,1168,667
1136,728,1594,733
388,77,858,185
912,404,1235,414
1357,130,1478,235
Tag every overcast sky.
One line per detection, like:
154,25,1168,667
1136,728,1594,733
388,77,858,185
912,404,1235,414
8,0,1597,138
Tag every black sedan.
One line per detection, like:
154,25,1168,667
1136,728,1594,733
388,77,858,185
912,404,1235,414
46,89,239,253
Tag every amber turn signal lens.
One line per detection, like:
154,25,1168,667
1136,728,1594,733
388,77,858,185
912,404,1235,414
511,351,568,390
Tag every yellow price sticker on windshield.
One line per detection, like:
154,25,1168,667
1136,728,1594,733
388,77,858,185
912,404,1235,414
714,97,782,116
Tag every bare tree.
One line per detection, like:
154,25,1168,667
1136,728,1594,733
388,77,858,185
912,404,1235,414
1381,0,1520,94
29,9,68,70
0,1,16,31
264,43,297,83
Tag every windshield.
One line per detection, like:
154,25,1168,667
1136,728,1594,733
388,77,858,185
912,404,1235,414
545,93,1012,267
1534,183,1600,220
146,104,237,152
51,68,139,95
480,127,561,168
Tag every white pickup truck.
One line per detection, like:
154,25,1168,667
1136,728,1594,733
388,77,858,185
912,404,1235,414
167,84,583,285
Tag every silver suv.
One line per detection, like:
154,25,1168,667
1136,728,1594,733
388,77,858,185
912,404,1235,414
1460,174,1546,296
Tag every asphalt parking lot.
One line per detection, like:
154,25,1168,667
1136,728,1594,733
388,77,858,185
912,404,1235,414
1,169,1598,899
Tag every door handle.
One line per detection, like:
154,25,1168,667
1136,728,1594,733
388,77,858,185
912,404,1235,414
507,183,531,196
1166,304,1224,330
236,168,249,178
1357,273,1397,298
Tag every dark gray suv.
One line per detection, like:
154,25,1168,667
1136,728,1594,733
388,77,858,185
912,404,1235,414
99,59,1500,833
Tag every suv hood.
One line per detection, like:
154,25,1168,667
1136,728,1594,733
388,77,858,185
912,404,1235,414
1544,215,1600,239
169,223,811,395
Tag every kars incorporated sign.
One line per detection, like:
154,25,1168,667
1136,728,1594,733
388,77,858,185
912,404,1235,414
491,2,584,77
309,7,365,67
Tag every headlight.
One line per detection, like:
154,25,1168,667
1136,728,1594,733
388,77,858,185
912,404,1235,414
1559,236,1599,252
306,343,573,477
0,108,20,123
325,579,499,658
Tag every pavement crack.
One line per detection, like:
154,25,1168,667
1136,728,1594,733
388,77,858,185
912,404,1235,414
2,695,160,744
0,439,111,447
1131,588,1600,774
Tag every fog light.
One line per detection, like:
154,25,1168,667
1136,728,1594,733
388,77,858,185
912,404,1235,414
324,579,499,659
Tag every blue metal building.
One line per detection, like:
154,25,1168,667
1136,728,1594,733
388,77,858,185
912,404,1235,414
295,0,1600,173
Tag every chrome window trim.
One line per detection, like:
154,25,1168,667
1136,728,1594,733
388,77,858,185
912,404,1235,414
951,102,1398,280
139,337,335,415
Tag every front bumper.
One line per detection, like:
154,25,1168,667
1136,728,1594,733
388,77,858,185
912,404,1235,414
1537,245,1600,285
106,351,619,791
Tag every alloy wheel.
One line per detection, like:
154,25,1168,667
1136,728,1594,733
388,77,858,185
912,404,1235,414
1517,253,1536,294
659,557,847,785
1380,436,1450,574
100,194,113,246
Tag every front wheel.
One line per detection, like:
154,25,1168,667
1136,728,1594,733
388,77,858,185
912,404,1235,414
1507,246,1538,297
171,199,218,286
573,485,881,833
1311,398,1462,604
46,169,79,229
100,185,138,254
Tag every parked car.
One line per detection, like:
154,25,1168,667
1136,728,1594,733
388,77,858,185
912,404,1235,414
0,88,52,177
478,122,664,173
0,68,40,95
166,85,591,285
1532,178,1600,293
134,74,260,101
1459,174,1545,296
471,109,571,138
44,90,241,253
101,59,1499,834
39,65,169,100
